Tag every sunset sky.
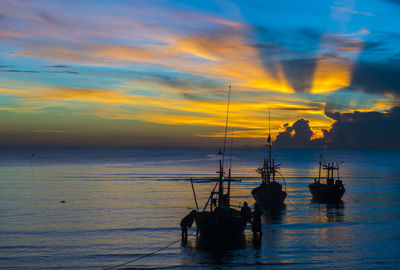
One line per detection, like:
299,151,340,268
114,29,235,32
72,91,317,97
1,0,399,148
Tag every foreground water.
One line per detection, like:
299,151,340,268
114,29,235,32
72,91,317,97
1,148,400,269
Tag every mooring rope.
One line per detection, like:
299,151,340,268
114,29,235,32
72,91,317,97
102,232,194,270
102,225,273,270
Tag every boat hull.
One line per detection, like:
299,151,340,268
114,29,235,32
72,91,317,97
251,182,287,210
195,208,247,239
309,183,345,203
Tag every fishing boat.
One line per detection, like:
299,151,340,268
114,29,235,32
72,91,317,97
309,156,345,203
194,160,247,239
251,112,287,210
191,86,247,239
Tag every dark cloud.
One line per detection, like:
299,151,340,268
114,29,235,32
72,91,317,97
248,27,322,92
323,107,400,148
274,119,322,148
144,74,219,90
0,65,79,74
363,40,386,52
351,60,400,95
251,27,322,51
248,26,400,95
47,70,79,74
280,57,317,93
0,69,39,73
273,107,400,149
297,28,321,42
46,65,70,68
0,69,79,74
130,72,221,98
384,0,400,5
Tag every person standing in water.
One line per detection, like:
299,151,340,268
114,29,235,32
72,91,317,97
180,210,196,240
240,201,252,224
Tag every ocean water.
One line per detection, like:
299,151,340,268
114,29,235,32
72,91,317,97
1,148,400,269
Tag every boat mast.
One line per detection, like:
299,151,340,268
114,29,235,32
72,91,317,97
318,154,322,183
221,85,231,170
218,159,224,206
268,108,272,167
218,85,231,207
267,108,273,182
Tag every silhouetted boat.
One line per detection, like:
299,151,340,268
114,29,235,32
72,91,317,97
251,111,287,210
191,86,247,239
194,160,247,239
309,156,345,203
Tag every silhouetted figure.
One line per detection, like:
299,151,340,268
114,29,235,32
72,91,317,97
240,201,252,223
180,210,196,240
252,204,263,238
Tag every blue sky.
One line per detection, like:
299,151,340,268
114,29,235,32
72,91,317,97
0,0,399,147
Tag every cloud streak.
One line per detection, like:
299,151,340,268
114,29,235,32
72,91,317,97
0,0,399,147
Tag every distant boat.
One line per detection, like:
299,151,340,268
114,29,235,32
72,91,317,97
251,110,287,210
309,156,345,203
192,86,247,239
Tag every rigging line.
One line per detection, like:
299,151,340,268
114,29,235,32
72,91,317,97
190,178,199,211
202,180,219,212
229,128,234,173
344,192,360,202
221,85,231,170
102,232,195,270
276,170,287,193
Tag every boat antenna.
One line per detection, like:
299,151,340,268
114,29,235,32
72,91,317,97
221,85,231,170
268,107,272,163
318,154,322,183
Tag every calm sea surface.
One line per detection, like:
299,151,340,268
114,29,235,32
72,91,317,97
1,148,400,269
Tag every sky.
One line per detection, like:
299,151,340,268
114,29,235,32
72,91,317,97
0,0,399,148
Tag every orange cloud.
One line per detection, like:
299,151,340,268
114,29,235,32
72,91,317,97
14,21,294,94
311,57,353,94
311,31,367,93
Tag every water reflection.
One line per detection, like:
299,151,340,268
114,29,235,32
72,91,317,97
181,209,287,266
326,203,345,223
182,234,257,265
311,202,345,223
262,207,286,225
196,234,247,251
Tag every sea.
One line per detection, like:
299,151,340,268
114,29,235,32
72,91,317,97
1,148,400,269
